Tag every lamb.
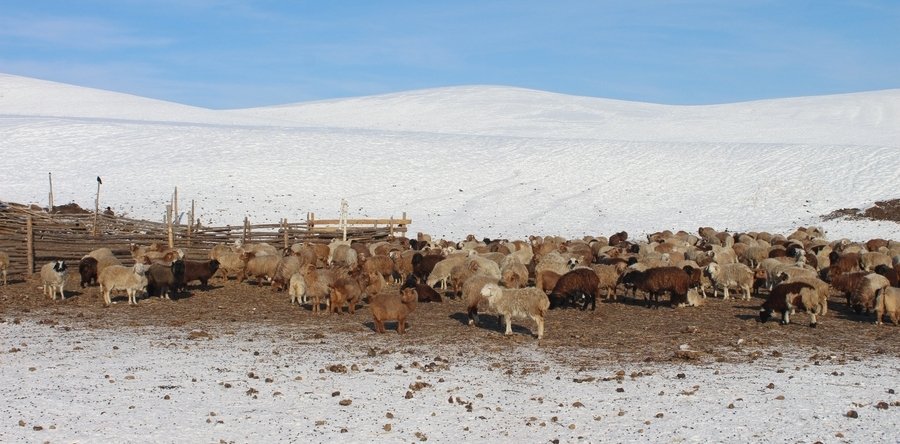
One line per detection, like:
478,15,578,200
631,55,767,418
759,281,822,327
549,268,600,310
370,287,418,334
464,275,501,326
617,266,690,307
850,273,891,314
39,260,68,300
180,259,220,290
874,287,900,325
78,256,99,288
288,272,308,305
146,260,185,300
704,262,754,300
480,283,550,339
328,270,363,314
99,263,149,305
0,251,8,285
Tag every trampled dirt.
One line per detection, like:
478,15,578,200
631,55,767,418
2,272,898,366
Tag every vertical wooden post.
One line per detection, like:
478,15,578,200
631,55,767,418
93,177,101,237
48,172,54,210
26,216,34,276
187,199,195,246
282,218,289,249
166,204,174,249
243,216,250,244
173,187,179,227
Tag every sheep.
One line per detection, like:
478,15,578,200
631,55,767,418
99,263,149,306
402,274,442,303
850,273,891,314
328,270,363,314
860,251,892,271
413,253,444,282
390,250,417,278
480,283,550,339
426,253,468,289
759,281,821,327
214,251,245,281
676,288,704,308
209,243,235,261
831,271,871,306
549,268,600,310
299,263,334,314
360,253,397,282
327,239,352,265
704,262,754,300
874,287,900,325
238,252,280,285
617,266,690,307
39,260,68,300
78,256,99,288
147,260,185,300
874,264,899,287
681,264,714,298
784,276,830,317
536,270,561,295
180,259,220,290
464,275,501,326
330,244,358,269
370,287,418,334
534,251,571,278
465,252,502,281
499,256,529,289
96,255,123,275
271,255,302,291
0,251,8,285
235,241,279,257
591,263,623,300
288,272,307,305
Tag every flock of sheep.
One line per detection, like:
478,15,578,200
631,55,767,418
5,225,900,338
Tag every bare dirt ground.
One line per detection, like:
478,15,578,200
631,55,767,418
2,273,898,367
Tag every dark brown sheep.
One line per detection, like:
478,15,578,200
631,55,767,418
413,254,444,282
78,256,99,288
618,266,690,308
549,268,600,310
874,264,899,287
830,271,870,306
402,274,442,303
180,259,220,290
759,281,820,326
146,260,185,300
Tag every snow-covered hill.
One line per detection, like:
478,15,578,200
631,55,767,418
0,73,897,241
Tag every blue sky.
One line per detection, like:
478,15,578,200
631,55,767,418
1,1,898,109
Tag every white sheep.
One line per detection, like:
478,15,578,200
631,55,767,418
0,251,9,285
39,260,68,300
874,287,900,325
99,263,149,306
425,253,469,289
704,262,753,300
288,272,308,305
480,283,550,340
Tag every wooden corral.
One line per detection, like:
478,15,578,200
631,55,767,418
0,202,411,277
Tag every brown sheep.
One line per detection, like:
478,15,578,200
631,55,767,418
759,281,821,327
851,273,891,314
78,256,99,288
300,263,334,314
180,259,220,290
464,275,500,326
402,274,442,303
549,268,600,310
618,266,690,307
536,270,561,295
328,270,363,314
370,287,418,333
831,271,871,306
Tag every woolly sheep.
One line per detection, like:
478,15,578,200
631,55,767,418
426,253,468,289
759,281,822,327
464,275,501,326
499,256,529,289
288,272,307,305
214,251,245,281
591,263,623,300
860,251,892,271
480,283,550,339
328,269,364,314
618,266,690,307
239,252,280,285
704,262,753,300
39,260,68,300
874,287,900,325
99,263,149,306
851,273,891,314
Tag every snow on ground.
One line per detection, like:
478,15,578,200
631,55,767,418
1,73,899,241
2,320,898,443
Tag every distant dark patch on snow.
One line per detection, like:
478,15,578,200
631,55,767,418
822,198,900,223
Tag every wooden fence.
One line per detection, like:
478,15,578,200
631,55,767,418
0,203,411,277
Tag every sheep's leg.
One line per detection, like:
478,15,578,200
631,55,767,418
809,312,817,328
58,285,65,300
504,316,513,336
467,306,479,326
397,317,406,334
374,318,385,333
781,310,790,325
532,314,545,340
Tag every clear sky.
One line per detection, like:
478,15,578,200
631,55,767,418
1,1,898,109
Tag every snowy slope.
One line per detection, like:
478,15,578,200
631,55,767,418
0,73,898,241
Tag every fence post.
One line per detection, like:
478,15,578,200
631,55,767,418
282,218,289,249
243,216,250,243
166,204,174,249
26,215,34,276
